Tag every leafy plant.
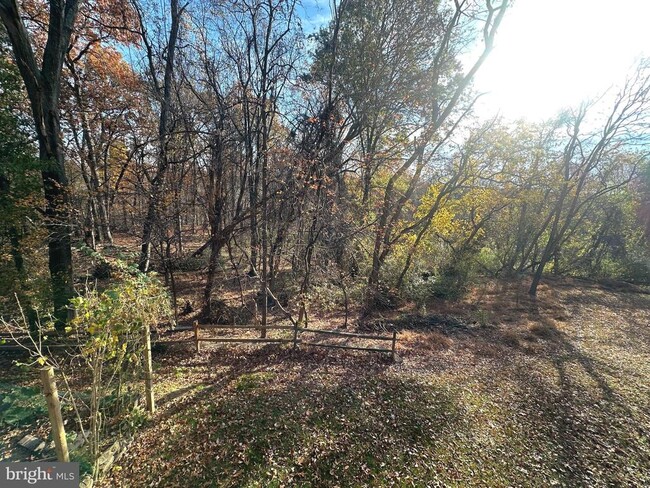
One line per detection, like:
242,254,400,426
67,266,171,475
2,256,172,480
0,382,47,427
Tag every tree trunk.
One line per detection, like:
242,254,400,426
1,0,81,329
529,235,557,296
202,127,226,316
137,0,181,272
41,96,74,327
203,238,220,316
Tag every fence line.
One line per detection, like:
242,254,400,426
202,324,295,331
295,327,394,340
191,320,398,360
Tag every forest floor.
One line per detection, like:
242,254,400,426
2,237,649,486
92,275,650,487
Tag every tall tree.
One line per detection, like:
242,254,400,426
63,44,143,248
528,60,650,296
0,0,81,327
321,0,509,290
134,0,184,272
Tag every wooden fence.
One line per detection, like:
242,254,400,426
191,321,398,360
0,323,397,360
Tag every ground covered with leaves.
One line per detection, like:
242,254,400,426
10,277,650,487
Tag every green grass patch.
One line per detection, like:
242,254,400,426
234,372,276,392
0,382,47,427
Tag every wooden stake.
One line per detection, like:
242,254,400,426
40,366,69,462
143,323,155,413
391,330,397,362
193,320,201,353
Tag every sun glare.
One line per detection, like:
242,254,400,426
473,0,650,120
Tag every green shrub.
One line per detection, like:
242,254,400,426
66,265,172,476
476,247,501,275
403,276,433,314
431,258,476,300
0,382,47,427
618,258,650,284
70,269,172,345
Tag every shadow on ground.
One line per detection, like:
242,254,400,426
103,279,650,487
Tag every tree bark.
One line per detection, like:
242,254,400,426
137,0,181,272
1,0,80,328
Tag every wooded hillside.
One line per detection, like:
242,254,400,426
1,0,649,486
1,0,648,324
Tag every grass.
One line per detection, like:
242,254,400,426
0,382,47,428
52,278,650,486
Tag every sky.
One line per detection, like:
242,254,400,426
298,0,331,34
300,0,650,122
472,0,650,121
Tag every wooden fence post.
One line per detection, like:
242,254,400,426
391,330,397,362
143,323,155,413
40,366,70,462
292,321,299,350
193,320,201,353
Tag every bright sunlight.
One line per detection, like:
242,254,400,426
473,0,650,119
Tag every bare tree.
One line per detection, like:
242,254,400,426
528,60,650,296
134,0,185,272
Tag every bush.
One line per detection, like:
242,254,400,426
366,282,401,310
431,258,476,300
403,275,434,314
65,266,172,476
619,259,650,284
202,299,253,325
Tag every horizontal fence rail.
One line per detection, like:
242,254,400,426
295,327,394,340
201,324,296,331
190,321,398,360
